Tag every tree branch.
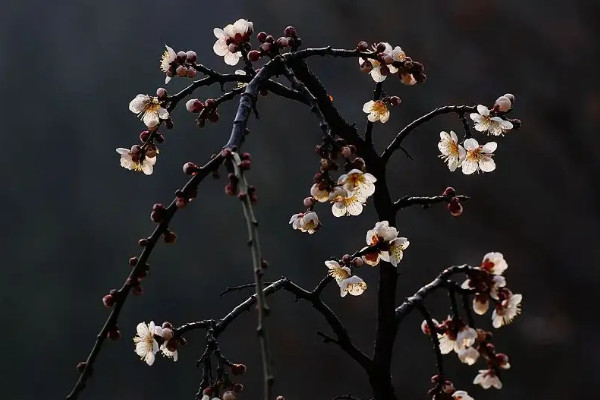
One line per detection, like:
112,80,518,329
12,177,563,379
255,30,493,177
393,194,469,212
381,105,477,163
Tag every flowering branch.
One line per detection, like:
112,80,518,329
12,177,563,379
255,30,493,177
381,105,477,163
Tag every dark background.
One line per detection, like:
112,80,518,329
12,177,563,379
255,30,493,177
2,1,598,399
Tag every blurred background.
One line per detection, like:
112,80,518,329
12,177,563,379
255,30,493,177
2,0,598,399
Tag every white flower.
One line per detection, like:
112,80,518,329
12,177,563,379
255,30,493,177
492,292,522,328
420,318,439,335
116,148,157,175
472,293,490,315
359,42,396,82
438,131,466,172
456,326,477,350
480,252,508,275
452,390,474,400
362,100,390,123
461,138,497,175
133,321,159,366
437,332,456,354
362,221,408,266
470,105,513,136
213,19,253,66
310,183,330,203
337,169,377,200
329,187,364,217
339,275,367,297
385,237,410,266
473,369,502,389
489,275,507,300
160,343,178,361
325,260,352,285
129,94,169,128
160,45,176,83
457,347,480,365
289,211,321,234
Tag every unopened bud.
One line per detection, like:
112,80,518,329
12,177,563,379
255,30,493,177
260,42,272,53
186,99,204,113
228,43,238,53
442,187,456,197
231,363,247,375
276,37,289,48
163,231,177,244
233,383,244,393
132,285,143,296
352,257,364,267
447,197,463,217
284,26,296,37
257,32,268,42
261,258,269,269
494,95,512,112
503,93,515,103
183,162,199,175
388,96,401,106
186,68,197,78
139,130,150,142
102,294,115,308
222,391,236,400
129,257,138,266
107,327,121,340
186,50,197,63
156,87,168,99
356,41,369,51
176,65,187,77
248,50,261,62
303,197,315,208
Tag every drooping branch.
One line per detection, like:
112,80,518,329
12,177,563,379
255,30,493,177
393,194,470,212
381,105,477,163
230,152,273,400
416,303,445,381
66,153,224,400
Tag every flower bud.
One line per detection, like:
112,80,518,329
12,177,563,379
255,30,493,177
248,50,261,62
388,96,401,106
186,50,197,63
186,99,204,113
228,43,238,53
260,42,272,53
138,238,148,247
284,26,296,37
233,383,244,393
175,197,187,208
139,130,150,142
129,257,138,266
132,285,143,296
442,187,456,197
156,87,168,100
303,197,315,208
183,162,199,175
176,65,188,77
186,68,197,78
276,37,289,48
163,231,177,244
222,391,236,400
447,197,463,217
107,328,121,340
356,41,369,51
376,42,387,52
352,257,364,267
102,294,115,308
503,93,515,103
231,363,247,375
257,31,268,42
494,95,512,112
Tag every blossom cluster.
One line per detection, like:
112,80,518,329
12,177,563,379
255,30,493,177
133,321,180,366
438,95,517,174
357,41,426,84
160,45,198,84
322,221,409,298
421,252,521,390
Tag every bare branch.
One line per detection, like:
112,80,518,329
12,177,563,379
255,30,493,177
393,194,469,212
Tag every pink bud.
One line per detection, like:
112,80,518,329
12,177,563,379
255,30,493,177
494,95,512,112
185,99,204,113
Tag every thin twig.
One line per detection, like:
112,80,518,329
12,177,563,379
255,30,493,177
393,194,470,211
416,303,445,380
381,105,477,163
231,152,274,400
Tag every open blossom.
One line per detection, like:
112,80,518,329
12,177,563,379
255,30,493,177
310,183,330,202
439,324,476,354
480,252,508,275
160,45,176,83
470,105,513,136
129,94,169,128
325,260,351,284
492,290,522,328
362,221,408,266
461,138,497,175
213,19,253,66
329,187,364,217
339,275,367,297
133,321,159,366
438,131,466,172
116,148,157,175
358,42,399,82
452,390,474,400
337,169,377,200
289,211,321,234
473,369,502,389
363,100,390,123
458,346,480,365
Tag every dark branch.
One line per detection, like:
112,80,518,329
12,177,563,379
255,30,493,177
393,194,469,211
381,105,477,163
365,82,383,145
416,303,445,380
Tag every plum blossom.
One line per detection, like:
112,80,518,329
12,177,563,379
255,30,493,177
438,324,476,354
362,221,408,267
492,291,522,328
363,100,390,123
457,347,480,365
160,45,176,83
461,138,497,175
310,183,330,203
129,94,169,128
473,369,502,389
339,275,367,297
337,169,377,200
480,252,508,275
470,105,513,136
213,19,253,66
325,260,351,285
289,211,321,234
329,187,364,217
358,42,393,82
133,321,159,366
116,148,156,175
438,131,466,172
452,390,474,400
